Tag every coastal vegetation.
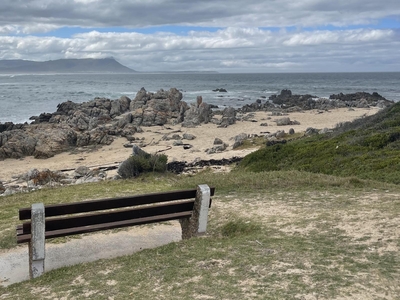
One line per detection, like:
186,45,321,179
1,102,400,298
239,102,400,184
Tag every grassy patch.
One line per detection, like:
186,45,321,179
238,103,400,184
1,171,399,298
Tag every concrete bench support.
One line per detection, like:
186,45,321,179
29,203,45,279
180,184,211,239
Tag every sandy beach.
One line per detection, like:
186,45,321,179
0,107,379,183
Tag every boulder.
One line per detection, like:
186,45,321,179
213,138,224,145
182,102,213,127
232,133,248,149
218,107,236,127
183,133,196,140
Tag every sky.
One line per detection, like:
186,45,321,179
0,0,399,73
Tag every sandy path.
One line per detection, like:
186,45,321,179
0,107,379,183
0,222,181,287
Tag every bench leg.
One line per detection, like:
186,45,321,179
29,203,45,279
180,184,211,239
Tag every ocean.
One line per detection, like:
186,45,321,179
0,72,399,124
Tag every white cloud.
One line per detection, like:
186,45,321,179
0,0,399,72
0,27,399,72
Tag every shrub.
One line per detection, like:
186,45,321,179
118,152,168,178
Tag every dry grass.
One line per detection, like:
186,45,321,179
1,171,399,299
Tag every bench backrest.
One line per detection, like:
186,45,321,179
17,187,215,244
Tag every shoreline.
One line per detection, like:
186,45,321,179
0,107,380,183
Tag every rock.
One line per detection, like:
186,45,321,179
173,140,184,146
275,130,286,138
289,128,295,135
232,133,248,149
74,166,91,177
182,102,213,127
206,143,228,154
266,139,287,147
218,107,236,127
212,88,228,92
171,134,182,140
305,127,319,136
196,96,203,106
319,128,332,134
130,87,189,126
213,138,224,145
183,133,196,140
75,177,103,184
132,144,148,156
274,117,299,126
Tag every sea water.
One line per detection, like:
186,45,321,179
0,72,399,124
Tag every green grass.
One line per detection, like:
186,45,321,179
239,103,400,184
1,171,400,299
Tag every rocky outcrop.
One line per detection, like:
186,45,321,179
240,89,394,113
130,88,188,126
218,107,236,127
0,88,213,160
181,96,213,127
271,90,394,110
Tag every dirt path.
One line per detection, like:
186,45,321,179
0,222,181,287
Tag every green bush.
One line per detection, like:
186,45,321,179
118,152,168,178
238,102,400,184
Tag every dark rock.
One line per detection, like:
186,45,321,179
183,133,196,140
266,139,287,147
274,117,300,126
218,107,236,127
212,88,228,92
213,138,224,145
305,127,319,136
167,157,242,174
206,143,228,154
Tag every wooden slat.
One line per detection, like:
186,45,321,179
22,200,195,233
17,211,191,244
19,187,215,220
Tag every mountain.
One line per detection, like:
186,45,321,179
0,58,137,74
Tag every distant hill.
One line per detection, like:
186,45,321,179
0,58,137,74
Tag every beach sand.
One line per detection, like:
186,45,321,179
0,107,379,182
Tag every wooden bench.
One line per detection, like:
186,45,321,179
16,184,214,279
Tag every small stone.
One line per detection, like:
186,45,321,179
173,140,183,146
183,133,196,140
213,138,224,145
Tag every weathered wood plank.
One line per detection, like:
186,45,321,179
19,187,215,220
21,200,194,233
17,211,191,243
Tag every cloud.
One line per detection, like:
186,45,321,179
1,0,400,31
0,0,399,72
1,27,399,72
